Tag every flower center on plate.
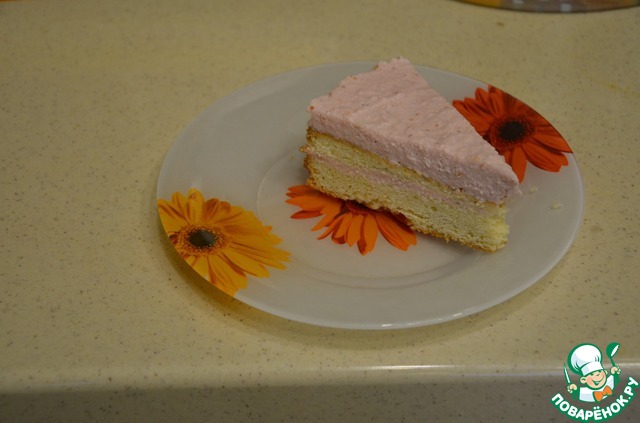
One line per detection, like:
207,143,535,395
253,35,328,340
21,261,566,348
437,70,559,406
176,226,225,255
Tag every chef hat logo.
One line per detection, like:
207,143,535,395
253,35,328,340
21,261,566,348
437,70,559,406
568,343,604,377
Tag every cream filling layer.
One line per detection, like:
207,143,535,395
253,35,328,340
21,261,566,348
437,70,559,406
306,152,499,217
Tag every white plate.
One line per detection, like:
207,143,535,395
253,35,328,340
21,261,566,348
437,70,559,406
157,62,584,330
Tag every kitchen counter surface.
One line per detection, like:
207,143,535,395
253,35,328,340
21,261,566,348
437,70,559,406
1,1,639,421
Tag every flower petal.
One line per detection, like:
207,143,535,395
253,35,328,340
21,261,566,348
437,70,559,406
291,210,322,219
358,214,379,255
189,255,211,281
334,213,353,240
286,184,315,196
208,254,247,296
286,194,334,211
346,214,364,246
157,200,189,233
221,248,270,278
375,212,416,250
522,142,569,172
532,129,572,153
184,189,206,223
504,147,528,182
311,201,343,231
229,240,289,270
318,214,344,240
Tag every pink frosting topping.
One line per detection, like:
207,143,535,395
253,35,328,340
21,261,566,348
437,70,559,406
307,57,521,203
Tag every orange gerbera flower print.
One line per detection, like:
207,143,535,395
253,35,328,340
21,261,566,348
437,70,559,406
453,85,572,182
158,189,289,297
286,185,416,255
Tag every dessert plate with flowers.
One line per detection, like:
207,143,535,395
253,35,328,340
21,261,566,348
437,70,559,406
157,61,584,330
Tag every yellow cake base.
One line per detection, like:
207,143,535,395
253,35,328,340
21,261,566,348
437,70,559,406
302,129,510,252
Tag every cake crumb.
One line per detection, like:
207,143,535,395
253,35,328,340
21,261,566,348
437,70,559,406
528,186,538,193
550,202,563,210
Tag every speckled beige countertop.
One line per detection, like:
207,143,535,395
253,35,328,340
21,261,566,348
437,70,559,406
1,1,639,421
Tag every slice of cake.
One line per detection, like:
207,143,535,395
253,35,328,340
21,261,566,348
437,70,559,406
301,57,521,252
